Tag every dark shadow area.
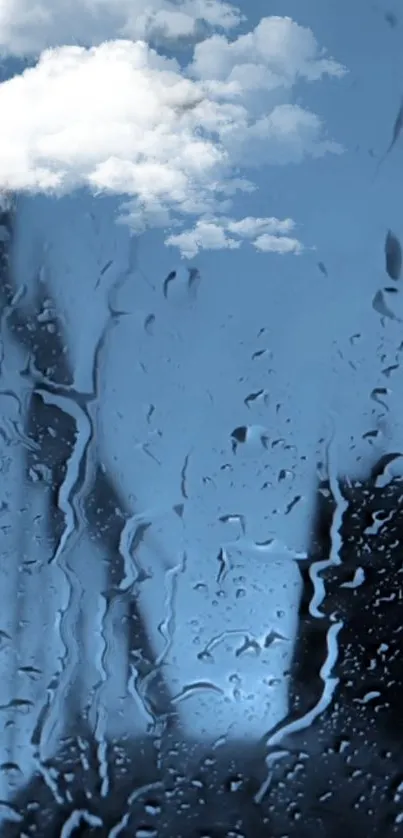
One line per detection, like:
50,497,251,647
262,460,403,838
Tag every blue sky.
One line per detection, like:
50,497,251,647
0,0,402,797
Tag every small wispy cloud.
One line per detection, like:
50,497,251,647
253,234,303,255
166,216,303,257
0,4,347,256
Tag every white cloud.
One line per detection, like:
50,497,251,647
0,0,243,57
253,233,303,254
0,8,347,256
166,219,241,257
190,16,345,90
165,215,303,257
222,104,344,166
225,216,296,237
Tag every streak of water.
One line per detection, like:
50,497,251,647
309,415,348,618
39,389,92,565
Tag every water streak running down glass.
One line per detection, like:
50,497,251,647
0,1,402,836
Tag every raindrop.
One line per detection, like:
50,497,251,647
216,547,230,584
235,636,260,657
244,389,269,409
362,429,380,440
317,261,328,277
372,452,403,485
372,289,402,321
144,800,161,816
188,266,201,295
371,387,390,411
264,630,288,647
163,270,176,298
385,229,402,280
231,426,247,444
144,314,155,335
0,629,11,646
218,513,245,533
28,463,52,483
251,348,270,360
340,567,365,588
0,803,22,824
382,363,399,377
0,699,34,712
385,10,398,28
284,495,302,514
225,774,244,792
171,682,225,703
0,762,22,775
230,425,269,452
146,404,155,424
353,690,382,705
278,468,294,482
100,258,113,277
180,452,191,499
18,665,42,679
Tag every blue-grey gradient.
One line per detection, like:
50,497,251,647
0,0,402,834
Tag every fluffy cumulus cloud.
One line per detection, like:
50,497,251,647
0,1,347,256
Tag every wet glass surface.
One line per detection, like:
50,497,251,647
0,1,402,836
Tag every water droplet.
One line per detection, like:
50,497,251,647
385,229,402,280
144,800,161,816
